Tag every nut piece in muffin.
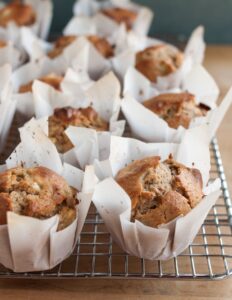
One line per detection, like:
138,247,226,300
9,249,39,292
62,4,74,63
143,92,210,129
101,7,137,30
47,35,114,59
0,1,36,27
19,73,63,93
49,106,109,153
115,156,203,228
0,166,78,231
135,44,184,82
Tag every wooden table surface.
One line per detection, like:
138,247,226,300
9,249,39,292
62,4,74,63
0,45,232,300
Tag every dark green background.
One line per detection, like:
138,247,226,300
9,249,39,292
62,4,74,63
51,0,232,43
7,0,232,43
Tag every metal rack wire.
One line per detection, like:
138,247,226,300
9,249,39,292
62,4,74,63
0,121,232,279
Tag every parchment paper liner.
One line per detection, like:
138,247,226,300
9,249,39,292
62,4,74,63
73,0,154,37
121,64,232,143
12,47,91,117
64,17,155,78
32,70,124,126
19,72,125,169
0,0,53,41
92,126,221,260
0,64,16,153
0,40,23,69
112,26,205,90
21,20,137,80
0,120,95,272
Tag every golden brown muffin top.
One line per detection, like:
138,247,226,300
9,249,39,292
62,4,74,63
0,1,36,27
49,106,109,153
135,44,184,83
47,34,114,59
87,35,114,58
0,166,78,231
0,40,7,48
18,73,63,93
47,35,77,59
53,35,77,49
101,7,137,30
116,156,203,228
143,92,209,129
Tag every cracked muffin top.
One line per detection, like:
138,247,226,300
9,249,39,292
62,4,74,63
0,1,36,27
135,44,183,82
0,166,78,231
101,7,137,30
47,34,114,59
115,156,203,228
49,106,109,153
19,73,63,93
143,92,209,129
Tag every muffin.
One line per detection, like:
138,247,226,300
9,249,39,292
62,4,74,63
101,7,137,30
0,40,7,48
49,106,109,153
116,156,203,228
47,35,76,58
143,92,209,129
135,44,184,82
19,73,63,93
47,35,114,59
0,166,78,231
87,35,114,58
0,1,36,27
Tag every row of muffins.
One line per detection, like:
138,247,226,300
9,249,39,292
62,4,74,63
0,0,221,228
0,0,229,270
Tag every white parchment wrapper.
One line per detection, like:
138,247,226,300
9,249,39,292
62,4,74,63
12,51,91,117
21,23,112,80
0,27,29,68
0,0,53,41
0,64,16,153
73,0,154,37
0,120,94,272
121,64,232,143
64,14,153,56
92,126,221,260
18,72,125,169
64,17,123,79
22,26,110,80
21,13,155,81
112,26,205,90
65,13,153,55
0,40,23,69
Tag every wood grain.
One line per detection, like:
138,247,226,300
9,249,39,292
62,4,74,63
0,45,232,299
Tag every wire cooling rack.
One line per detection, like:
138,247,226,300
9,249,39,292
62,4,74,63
0,116,232,279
